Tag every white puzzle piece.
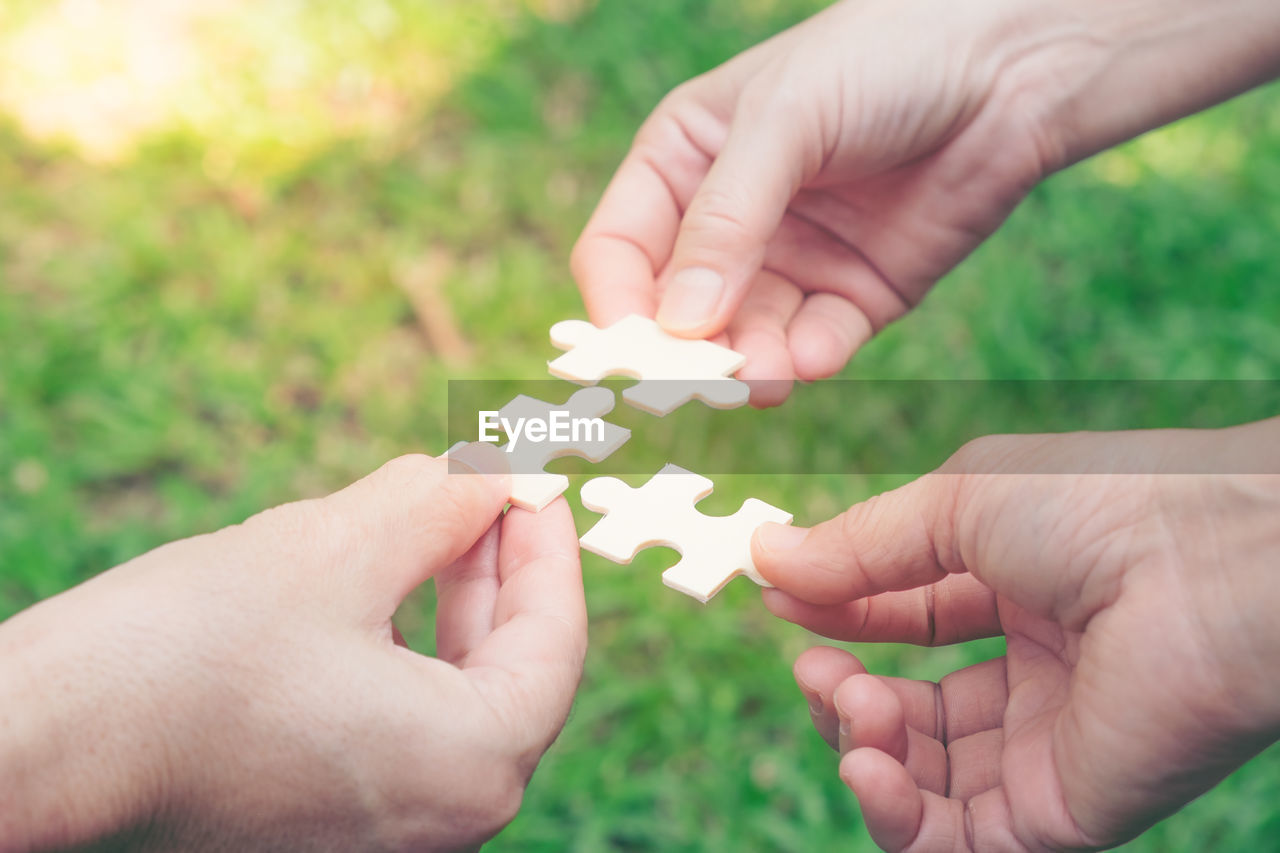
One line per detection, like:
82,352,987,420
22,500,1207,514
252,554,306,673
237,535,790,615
450,386,630,512
548,314,750,415
579,463,792,602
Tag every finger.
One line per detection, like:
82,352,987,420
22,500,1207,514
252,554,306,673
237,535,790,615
463,498,587,752
834,674,909,763
834,675,949,796
762,573,1000,645
841,749,972,853
766,206,911,332
571,230,661,325
571,102,716,326
303,450,510,610
433,518,501,665
571,157,679,325
795,648,942,739
938,657,1008,742
965,787,1027,851
946,728,1004,803
838,659,1009,744
655,78,813,338
786,292,873,381
793,646,866,749
751,472,963,605
839,748,925,851
725,267,803,407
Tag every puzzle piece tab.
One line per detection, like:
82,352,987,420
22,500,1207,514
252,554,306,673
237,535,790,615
548,314,750,415
579,463,792,602
450,386,630,512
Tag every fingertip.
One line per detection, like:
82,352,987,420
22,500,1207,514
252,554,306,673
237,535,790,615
787,295,872,381
793,646,865,699
443,442,512,504
840,748,924,851
759,586,801,622
793,645,863,751
834,673,908,763
735,344,794,408
500,495,581,567
751,522,809,581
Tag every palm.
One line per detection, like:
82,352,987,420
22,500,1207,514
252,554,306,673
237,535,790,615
993,602,1090,847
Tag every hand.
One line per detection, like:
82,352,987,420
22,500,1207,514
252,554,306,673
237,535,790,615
0,451,587,852
572,0,1280,406
752,420,1280,850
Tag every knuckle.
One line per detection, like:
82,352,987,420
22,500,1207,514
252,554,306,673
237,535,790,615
738,73,793,116
377,453,444,488
942,433,1018,476
633,97,694,157
484,770,527,831
650,80,700,125
568,234,591,276
684,188,755,249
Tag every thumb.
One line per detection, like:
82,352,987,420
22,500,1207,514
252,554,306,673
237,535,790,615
752,473,964,605
320,448,511,608
655,90,810,338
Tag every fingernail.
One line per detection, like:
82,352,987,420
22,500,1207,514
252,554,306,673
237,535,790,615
802,688,824,716
756,523,806,553
834,695,851,740
657,267,724,332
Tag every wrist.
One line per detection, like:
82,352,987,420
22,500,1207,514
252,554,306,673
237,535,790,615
981,0,1280,174
0,594,169,851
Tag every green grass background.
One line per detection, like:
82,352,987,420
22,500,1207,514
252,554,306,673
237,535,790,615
1,1,1278,850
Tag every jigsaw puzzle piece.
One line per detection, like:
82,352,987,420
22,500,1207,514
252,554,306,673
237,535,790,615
548,314,749,415
579,466,714,559
547,320,615,382
579,463,793,603
623,378,750,416
450,386,630,512
659,497,791,601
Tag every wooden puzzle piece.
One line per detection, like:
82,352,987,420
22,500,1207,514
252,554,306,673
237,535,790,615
450,386,630,512
579,463,792,602
548,314,750,415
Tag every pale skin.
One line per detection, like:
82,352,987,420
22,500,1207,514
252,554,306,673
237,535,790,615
575,0,1280,848
0,450,587,852
751,420,1280,851
5,0,1280,850
572,0,1280,406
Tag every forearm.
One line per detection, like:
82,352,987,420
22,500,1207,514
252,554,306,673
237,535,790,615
988,0,1280,172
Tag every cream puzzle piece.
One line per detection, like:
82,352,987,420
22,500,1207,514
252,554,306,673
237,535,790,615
579,463,792,603
548,314,750,415
450,386,630,512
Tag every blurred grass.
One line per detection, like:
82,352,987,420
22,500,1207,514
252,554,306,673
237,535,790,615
1,1,1278,850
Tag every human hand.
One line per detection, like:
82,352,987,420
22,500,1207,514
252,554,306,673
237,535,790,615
752,420,1280,850
0,451,586,852
573,0,1280,406
573,0,1055,406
